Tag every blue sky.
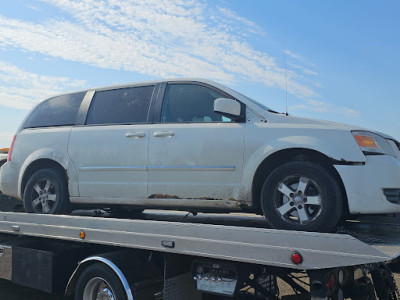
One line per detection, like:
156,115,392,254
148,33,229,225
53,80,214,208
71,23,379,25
0,0,399,147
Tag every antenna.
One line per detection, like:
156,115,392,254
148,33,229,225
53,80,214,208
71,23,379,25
284,54,288,116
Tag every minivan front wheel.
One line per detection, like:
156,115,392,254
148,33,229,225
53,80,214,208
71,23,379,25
261,161,343,232
24,168,70,214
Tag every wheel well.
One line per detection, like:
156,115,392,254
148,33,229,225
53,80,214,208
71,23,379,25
66,256,132,298
251,148,349,215
0,159,6,168
66,259,97,297
21,159,67,197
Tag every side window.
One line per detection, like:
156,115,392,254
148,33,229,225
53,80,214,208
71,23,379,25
161,84,233,123
86,86,154,125
23,92,86,129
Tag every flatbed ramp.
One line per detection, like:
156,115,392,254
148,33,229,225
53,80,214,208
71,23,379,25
0,211,398,270
342,218,400,261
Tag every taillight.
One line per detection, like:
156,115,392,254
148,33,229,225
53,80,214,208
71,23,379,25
7,135,17,162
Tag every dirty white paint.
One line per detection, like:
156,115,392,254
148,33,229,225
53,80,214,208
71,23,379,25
1,78,400,215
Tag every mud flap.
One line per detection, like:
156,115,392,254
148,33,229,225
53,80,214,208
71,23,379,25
163,254,202,300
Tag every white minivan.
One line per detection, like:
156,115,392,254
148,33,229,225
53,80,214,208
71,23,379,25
1,78,400,232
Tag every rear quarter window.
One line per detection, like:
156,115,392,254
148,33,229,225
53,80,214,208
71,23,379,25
23,92,86,129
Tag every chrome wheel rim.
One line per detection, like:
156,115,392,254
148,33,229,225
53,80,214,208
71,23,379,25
30,177,57,213
83,277,115,300
273,175,323,225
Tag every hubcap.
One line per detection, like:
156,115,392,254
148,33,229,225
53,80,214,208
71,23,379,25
83,277,115,300
294,195,303,204
31,178,57,213
274,175,323,225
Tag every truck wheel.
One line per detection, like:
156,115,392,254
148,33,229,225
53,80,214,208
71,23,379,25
23,168,70,214
261,161,343,232
75,263,127,300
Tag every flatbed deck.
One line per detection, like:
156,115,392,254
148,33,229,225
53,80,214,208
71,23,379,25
0,210,399,270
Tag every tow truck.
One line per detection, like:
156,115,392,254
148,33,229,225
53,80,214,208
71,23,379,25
0,208,399,299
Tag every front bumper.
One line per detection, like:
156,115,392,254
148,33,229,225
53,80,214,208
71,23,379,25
335,155,400,214
0,161,21,199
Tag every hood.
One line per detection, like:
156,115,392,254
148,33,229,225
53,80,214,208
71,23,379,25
265,112,361,130
263,112,398,142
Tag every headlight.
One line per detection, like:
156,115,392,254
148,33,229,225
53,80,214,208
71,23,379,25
352,131,396,156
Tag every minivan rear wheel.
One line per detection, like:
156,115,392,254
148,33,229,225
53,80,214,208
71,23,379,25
23,168,71,214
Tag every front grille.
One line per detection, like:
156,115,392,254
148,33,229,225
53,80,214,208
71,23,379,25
384,189,400,204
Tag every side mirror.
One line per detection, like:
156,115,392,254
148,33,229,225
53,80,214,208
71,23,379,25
214,98,242,120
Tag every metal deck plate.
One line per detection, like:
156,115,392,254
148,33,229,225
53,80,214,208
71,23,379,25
97,210,400,262
0,211,394,270
339,218,400,261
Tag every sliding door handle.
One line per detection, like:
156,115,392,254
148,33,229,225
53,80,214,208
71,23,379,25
153,131,175,137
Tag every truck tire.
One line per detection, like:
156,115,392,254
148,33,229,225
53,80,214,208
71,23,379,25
75,263,127,300
261,161,343,232
23,168,71,214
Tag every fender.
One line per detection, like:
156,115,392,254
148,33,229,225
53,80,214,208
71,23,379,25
239,129,366,201
65,255,134,300
17,148,78,198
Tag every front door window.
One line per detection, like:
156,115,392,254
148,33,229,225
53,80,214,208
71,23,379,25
161,84,233,123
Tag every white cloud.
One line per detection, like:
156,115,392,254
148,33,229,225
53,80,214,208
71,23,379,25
25,4,40,12
284,49,303,61
217,7,264,35
0,61,87,110
291,65,318,76
284,49,319,78
341,107,360,118
302,68,318,76
0,0,317,100
290,99,361,118
308,99,329,112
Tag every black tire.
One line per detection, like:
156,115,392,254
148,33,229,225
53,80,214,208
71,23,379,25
75,263,127,300
261,161,343,232
0,159,6,168
23,168,71,214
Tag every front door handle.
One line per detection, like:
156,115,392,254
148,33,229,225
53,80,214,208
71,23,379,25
125,132,146,138
153,131,175,137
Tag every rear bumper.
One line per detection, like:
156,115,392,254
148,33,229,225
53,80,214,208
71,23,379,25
335,155,400,214
0,162,21,199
